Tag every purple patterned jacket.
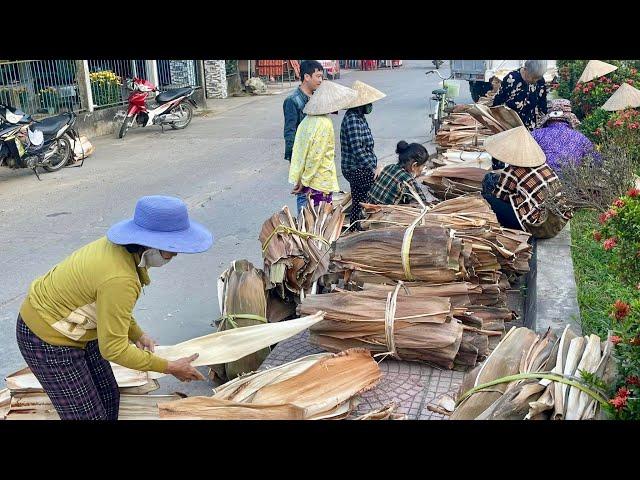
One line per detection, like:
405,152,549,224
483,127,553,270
531,122,600,173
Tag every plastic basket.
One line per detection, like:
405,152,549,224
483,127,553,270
444,79,461,98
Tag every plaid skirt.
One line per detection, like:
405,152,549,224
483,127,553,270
15,315,120,420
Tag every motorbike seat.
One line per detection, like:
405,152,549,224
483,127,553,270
35,113,74,136
156,87,193,104
432,88,448,95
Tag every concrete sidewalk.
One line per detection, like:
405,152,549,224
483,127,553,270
198,85,296,117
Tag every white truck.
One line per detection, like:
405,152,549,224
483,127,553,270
450,60,557,102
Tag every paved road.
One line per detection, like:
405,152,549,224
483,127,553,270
0,60,471,394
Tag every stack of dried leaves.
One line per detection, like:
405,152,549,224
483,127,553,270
301,282,509,370
435,113,493,150
331,224,468,284
434,105,522,150
360,194,532,276
419,165,487,200
431,150,493,170
260,202,345,299
451,325,615,420
158,349,381,420
2,363,169,420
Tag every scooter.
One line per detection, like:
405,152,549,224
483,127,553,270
117,77,198,139
0,104,79,179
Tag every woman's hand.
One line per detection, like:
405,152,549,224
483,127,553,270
291,182,303,194
165,353,206,382
374,165,383,179
135,333,157,352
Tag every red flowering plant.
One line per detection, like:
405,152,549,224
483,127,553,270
604,109,640,161
602,299,640,419
572,65,640,119
595,189,640,284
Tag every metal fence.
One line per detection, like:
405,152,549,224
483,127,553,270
87,59,148,109
0,59,83,116
1,59,202,115
156,60,201,89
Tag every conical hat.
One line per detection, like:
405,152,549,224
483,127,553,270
577,60,618,83
484,126,546,168
602,82,640,111
346,80,386,108
303,81,358,115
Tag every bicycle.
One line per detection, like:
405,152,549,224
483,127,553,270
426,68,456,138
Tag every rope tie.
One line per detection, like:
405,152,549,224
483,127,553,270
374,282,403,361
218,313,268,329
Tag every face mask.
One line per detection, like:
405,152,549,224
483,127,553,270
138,248,173,268
363,104,373,114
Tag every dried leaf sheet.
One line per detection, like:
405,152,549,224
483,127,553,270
161,349,381,420
150,311,325,379
5,393,181,420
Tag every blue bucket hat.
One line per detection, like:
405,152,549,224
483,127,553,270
107,195,213,254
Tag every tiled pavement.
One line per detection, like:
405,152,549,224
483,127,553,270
260,330,466,420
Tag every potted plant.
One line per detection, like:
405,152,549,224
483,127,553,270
39,87,60,114
17,87,29,111
89,70,123,107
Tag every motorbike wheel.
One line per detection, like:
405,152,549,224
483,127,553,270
118,115,135,139
170,103,193,130
42,136,72,172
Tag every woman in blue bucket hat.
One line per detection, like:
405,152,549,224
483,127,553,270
15,195,213,420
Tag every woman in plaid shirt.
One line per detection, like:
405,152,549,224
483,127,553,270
368,141,430,206
340,81,386,229
482,126,573,239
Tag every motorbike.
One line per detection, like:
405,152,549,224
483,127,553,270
117,77,198,138
0,104,80,179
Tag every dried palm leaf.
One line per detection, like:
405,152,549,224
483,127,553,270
162,349,381,420
451,327,538,420
119,380,160,395
159,397,306,420
150,311,325,379
332,225,463,283
6,363,152,393
555,336,587,419
526,384,555,420
212,353,332,402
551,325,578,418
5,393,181,420
581,338,613,420
475,381,546,420
261,202,345,296
360,194,531,275
249,349,380,418
474,330,557,419
565,334,602,420
212,259,270,381
299,286,468,368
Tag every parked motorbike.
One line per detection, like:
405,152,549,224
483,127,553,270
0,104,79,179
117,77,198,139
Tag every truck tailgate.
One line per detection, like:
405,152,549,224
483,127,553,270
450,60,486,80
